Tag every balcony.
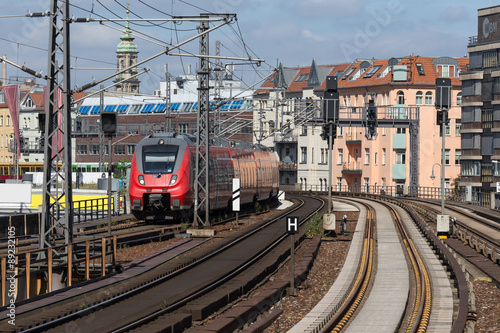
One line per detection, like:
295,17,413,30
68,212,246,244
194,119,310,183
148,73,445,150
341,162,362,175
392,164,406,180
468,36,478,46
279,162,297,171
392,133,406,149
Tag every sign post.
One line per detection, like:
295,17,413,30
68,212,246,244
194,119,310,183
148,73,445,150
286,216,299,296
232,178,240,224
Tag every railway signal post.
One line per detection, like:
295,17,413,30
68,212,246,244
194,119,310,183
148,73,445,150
322,76,339,229
286,216,299,296
435,78,451,237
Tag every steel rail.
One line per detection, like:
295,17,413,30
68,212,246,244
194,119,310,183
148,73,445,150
22,196,323,332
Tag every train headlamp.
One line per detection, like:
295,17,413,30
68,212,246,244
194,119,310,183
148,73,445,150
159,139,164,145
138,175,145,185
169,174,178,185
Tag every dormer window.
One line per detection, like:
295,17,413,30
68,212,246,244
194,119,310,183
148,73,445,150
437,65,456,78
377,66,390,78
342,68,356,80
364,65,382,78
349,68,366,81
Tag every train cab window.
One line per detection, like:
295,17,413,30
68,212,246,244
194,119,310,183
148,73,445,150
142,145,178,174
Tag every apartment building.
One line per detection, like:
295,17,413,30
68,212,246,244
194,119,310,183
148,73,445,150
460,5,500,200
255,56,467,193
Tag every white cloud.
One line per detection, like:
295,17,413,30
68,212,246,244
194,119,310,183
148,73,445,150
302,30,330,42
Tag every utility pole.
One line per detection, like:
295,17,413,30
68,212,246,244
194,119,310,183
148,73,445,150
164,64,171,132
40,0,73,249
99,86,105,172
193,18,211,228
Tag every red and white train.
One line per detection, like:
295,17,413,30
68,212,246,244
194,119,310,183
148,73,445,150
129,133,279,221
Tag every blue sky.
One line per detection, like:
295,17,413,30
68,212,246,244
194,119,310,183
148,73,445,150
0,0,495,94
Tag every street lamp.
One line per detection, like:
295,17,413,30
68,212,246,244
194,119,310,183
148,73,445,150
430,162,444,215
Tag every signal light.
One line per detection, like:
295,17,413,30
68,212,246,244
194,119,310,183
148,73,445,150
101,112,117,136
436,110,449,125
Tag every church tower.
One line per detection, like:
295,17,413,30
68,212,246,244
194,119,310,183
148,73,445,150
115,5,139,94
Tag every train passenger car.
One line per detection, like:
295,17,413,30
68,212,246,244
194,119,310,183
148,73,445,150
129,132,279,221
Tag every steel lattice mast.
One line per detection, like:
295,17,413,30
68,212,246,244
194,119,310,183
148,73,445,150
40,0,73,249
193,19,210,228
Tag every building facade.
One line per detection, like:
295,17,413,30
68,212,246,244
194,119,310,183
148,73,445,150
255,56,467,193
460,5,500,202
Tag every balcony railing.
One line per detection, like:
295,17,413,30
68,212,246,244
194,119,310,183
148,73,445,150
279,162,297,171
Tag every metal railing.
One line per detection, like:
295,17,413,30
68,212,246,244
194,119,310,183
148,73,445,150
297,185,492,208
0,195,128,238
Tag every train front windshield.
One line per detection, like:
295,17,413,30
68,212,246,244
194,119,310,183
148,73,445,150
142,145,179,174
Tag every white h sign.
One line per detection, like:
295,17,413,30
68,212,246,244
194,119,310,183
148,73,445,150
287,216,299,234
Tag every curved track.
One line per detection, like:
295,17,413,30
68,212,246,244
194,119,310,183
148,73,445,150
2,195,323,332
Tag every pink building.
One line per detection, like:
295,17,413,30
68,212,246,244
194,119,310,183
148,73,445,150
255,56,468,193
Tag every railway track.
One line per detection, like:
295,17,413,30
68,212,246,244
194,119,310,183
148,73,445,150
0,195,323,332
317,199,431,332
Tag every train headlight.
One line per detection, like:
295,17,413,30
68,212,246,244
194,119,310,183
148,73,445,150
138,175,145,185
169,174,178,185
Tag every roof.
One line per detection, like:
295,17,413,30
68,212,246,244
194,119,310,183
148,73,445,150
256,56,469,96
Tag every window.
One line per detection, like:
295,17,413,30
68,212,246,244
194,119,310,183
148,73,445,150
295,74,308,82
482,109,493,129
396,150,405,164
455,120,461,136
337,177,342,191
338,149,343,165
338,126,343,137
104,144,109,155
445,123,451,136
382,148,386,165
301,125,307,136
311,147,314,164
363,65,381,78
301,147,307,163
461,161,480,176
416,63,425,75
375,152,378,165
437,65,455,78
457,92,462,105
127,144,135,155
444,149,450,165
6,116,10,126
89,144,99,155
364,178,370,193
397,91,405,104
115,144,125,155
425,92,433,105
397,128,406,134
365,148,370,165
416,91,423,105
320,149,325,164
77,144,87,155
179,123,189,133
455,149,461,165
0,115,3,126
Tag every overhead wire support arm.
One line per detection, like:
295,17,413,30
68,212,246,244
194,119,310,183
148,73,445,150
74,16,235,93
0,57,46,79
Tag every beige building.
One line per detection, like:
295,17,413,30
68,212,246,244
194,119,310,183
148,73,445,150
254,56,467,193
